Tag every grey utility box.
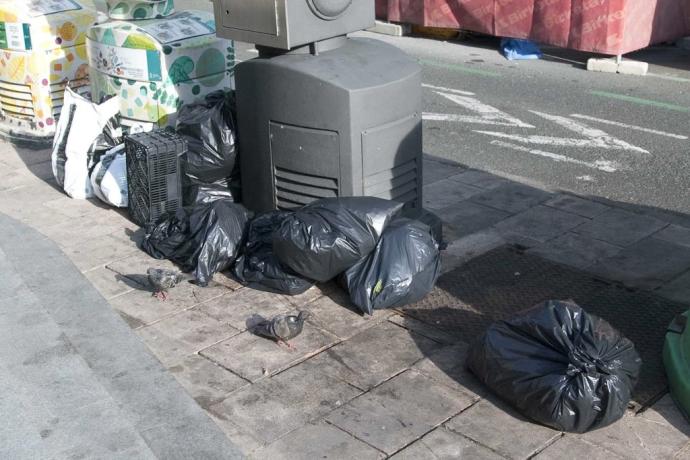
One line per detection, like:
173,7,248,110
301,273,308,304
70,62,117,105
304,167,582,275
214,0,374,50
234,37,422,212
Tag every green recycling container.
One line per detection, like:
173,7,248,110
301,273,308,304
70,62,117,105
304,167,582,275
663,310,690,420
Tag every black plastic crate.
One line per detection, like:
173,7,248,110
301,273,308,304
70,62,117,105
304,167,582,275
125,130,186,227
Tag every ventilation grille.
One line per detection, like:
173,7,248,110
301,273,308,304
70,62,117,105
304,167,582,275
0,80,34,120
51,78,90,118
363,158,419,204
274,166,338,210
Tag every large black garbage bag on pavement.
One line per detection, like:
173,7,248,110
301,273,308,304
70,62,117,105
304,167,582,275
401,207,444,249
176,91,241,205
341,218,441,315
141,199,251,286
466,300,642,433
233,211,314,295
273,197,404,282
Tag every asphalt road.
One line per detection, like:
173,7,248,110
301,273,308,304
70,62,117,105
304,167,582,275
177,0,690,213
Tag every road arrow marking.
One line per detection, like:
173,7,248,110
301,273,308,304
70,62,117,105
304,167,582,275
570,114,688,140
490,140,621,172
424,91,534,128
476,111,649,153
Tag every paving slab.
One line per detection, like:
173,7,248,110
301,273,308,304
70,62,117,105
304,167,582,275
446,399,561,460
197,288,293,331
283,284,327,307
308,321,444,390
494,205,589,243
136,308,240,366
303,289,393,340
527,232,622,270
39,215,125,248
168,354,249,409
391,426,503,460
469,182,551,214
412,342,486,399
440,229,507,274
61,234,139,273
327,370,475,455
544,194,611,218
439,200,511,239
388,314,465,345
209,360,362,445
448,169,511,190
588,237,690,289
654,224,690,249
250,421,384,460
580,395,690,460
574,208,668,247
83,267,136,300
534,435,623,459
657,270,690,305
206,410,265,456
423,178,483,211
423,157,465,185
200,326,339,382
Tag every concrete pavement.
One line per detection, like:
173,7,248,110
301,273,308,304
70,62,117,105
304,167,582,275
1,138,690,458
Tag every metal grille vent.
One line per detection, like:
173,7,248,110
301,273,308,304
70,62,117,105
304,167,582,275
363,158,418,204
274,166,338,210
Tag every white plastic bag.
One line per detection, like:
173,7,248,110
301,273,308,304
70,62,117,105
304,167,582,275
90,144,128,208
52,87,120,199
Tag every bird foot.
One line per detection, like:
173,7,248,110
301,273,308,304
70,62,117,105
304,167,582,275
153,291,168,301
278,340,296,351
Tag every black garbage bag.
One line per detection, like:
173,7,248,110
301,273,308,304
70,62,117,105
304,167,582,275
141,199,251,286
233,211,314,295
273,197,404,282
466,300,642,433
401,207,444,249
176,90,241,205
341,218,441,315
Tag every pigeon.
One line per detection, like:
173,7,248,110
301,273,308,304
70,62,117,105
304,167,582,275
147,268,187,300
251,311,311,349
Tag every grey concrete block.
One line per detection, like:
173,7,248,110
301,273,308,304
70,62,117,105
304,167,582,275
657,270,690,305
588,237,690,289
448,169,510,190
617,59,648,76
494,206,589,243
209,361,361,444
412,342,486,399
251,422,384,460
574,209,667,247
168,355,249,409
470,182,551,214
327,370,475,455
440,200,511,239
368,20,408,37
200,326,339,382
544,194,610,218
528,232,622,270
534,435,623,459
308,321,443,390
446,399,561,460
423,179,483,211
587,58,619,73
303,289,392,340
653,224,690,248
391,427,503,459
136,308,240,366
198,288,293,331
580,395,690,459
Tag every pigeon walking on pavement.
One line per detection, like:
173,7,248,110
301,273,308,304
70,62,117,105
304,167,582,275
147,268,187,300
251,311,311,350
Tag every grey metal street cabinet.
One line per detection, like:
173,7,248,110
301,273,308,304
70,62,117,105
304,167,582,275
213,1,423,212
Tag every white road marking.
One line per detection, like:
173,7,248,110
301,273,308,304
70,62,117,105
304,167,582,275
426,91,535,128
569,114,688,140
476,111,649,153
490,140,620,172
577,175,596,182
422,83,475,95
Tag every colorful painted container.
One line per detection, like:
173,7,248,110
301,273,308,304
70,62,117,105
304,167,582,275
105,0,174,21
0,0,98,145
87,10,234,131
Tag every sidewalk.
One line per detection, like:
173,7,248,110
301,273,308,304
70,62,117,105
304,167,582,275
1,140,689,459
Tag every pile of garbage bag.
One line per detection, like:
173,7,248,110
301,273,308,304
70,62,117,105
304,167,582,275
176,91,241,206
142,199,252,287
467,300,642,433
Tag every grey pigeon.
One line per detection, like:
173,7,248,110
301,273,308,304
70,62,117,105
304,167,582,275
147,268,187,300
252,311,311,349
